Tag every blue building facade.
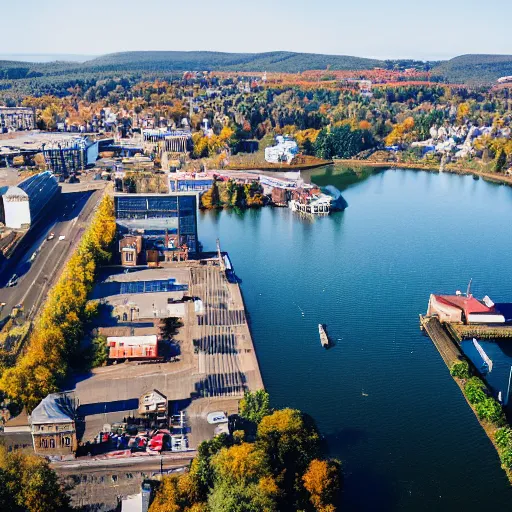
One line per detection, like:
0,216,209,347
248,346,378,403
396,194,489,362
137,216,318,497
114,194,198,253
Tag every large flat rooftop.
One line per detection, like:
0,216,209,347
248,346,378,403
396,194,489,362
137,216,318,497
72,261,263,446
0,131,97,155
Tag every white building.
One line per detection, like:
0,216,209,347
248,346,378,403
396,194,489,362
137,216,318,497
0,186,31,229
264,136,299,164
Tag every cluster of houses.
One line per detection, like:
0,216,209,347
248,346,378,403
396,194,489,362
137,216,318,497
399,123,511,170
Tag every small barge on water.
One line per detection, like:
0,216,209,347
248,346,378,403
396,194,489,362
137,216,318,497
319,324,330,348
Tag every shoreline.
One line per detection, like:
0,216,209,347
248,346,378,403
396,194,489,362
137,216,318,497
421,317,512,484
333,159,512,187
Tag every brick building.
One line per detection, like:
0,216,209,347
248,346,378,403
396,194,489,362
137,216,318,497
30,393,77,459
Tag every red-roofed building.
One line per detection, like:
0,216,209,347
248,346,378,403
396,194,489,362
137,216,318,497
427,293,505,324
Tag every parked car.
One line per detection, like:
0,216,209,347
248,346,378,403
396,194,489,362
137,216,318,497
148,433,171,452
59,235,66,241
47,232,55,240
207,411,228,424
6,275,18,287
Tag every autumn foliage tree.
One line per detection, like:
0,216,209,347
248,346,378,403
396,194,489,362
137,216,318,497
384,117,415,146
0,196,116,410
0,446,72,512
303,459,342,512
149,396,342,512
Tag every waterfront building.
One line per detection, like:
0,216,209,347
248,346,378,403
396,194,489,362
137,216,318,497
427,293,506,324
0,107,36,132
168,173,214,193
30,393,77,459
289,188,332,215
264,135,299,164
114,193,198,253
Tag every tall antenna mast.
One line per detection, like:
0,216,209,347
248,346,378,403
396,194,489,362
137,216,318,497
216,238,225,271
466,278,473,297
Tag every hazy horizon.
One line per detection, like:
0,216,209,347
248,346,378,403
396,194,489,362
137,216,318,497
0,50,509,65
2,0,511,61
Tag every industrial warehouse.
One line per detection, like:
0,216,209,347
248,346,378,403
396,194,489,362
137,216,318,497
0,171,59,230
427,292,507,324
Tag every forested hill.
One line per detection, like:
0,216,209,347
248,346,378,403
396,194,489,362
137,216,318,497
84,51,385,72
2,52,512,91
433,54,512,83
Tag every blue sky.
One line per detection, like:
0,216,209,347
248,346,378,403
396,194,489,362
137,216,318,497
2,0,511,61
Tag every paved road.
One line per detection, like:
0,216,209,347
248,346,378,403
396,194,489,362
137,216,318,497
53,451,196,475
0,188,105,326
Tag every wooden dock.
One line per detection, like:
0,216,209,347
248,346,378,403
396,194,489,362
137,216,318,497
419,315,463,367
450,324,512,340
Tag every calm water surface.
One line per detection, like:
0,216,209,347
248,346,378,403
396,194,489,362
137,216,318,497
199,167,512,511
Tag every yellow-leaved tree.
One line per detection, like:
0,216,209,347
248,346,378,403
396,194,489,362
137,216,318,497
0,195,116,410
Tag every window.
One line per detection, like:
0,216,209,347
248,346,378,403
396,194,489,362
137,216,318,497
50,439,55,449
125,252,134,262
64,437,71,447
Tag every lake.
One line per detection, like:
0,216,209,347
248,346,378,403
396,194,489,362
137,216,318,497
198,166,512,511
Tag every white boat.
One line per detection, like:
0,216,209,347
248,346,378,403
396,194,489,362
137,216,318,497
319,324,330,347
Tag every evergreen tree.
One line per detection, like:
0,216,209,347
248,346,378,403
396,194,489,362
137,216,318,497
495,148,507,172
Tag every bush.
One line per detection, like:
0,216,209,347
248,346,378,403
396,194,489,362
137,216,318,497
500,447,512,469
90,335,109,368
464,377,487,404
475,397,505,425
496,427,512,449
239,390,271,425
450,361,470,379
159,317,183,340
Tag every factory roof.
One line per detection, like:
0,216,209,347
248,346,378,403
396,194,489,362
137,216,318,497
433,295,496,315
107,335,158,347
0,131,96,153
